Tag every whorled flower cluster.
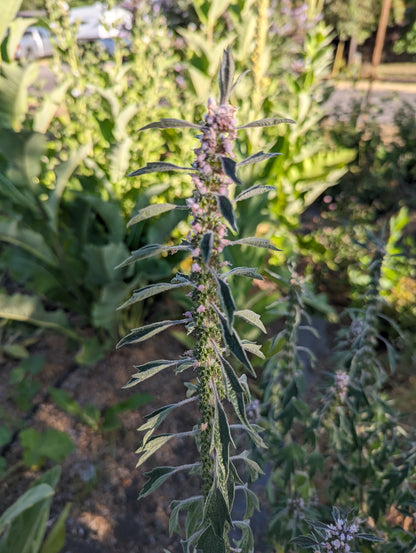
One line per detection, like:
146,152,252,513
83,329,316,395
331,370,350,403
315,517,359,553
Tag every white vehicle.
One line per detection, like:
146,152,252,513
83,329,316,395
15,26,54,60
69,2,132,42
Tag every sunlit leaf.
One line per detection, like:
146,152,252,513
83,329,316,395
116,319,187,349
114,243,190,269
123,359,178,388
222,267,263,281
127,203,182,227
235,309,266,333
117,282,188,310
139,118,201,131
238,116,295,129
237,151,281,167
218,46,235,104
127,162,191,177
228,237,280,251
234,185,275,202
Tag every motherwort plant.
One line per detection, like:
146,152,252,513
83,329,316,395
116,49,294,552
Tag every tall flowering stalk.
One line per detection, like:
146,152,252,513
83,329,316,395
116,49,294,553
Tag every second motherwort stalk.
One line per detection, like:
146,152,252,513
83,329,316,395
116,49,294,553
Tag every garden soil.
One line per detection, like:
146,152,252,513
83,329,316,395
0,330,270,553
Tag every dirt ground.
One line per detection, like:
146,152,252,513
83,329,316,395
1,331,207,553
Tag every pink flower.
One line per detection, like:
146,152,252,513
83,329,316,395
192,248,200,257
191,263,202,273
196,305,206,313
197,284,205,292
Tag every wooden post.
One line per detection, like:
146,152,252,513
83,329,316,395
371,0,392,79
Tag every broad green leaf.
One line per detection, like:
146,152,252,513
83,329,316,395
0,130,45,186
138,466,179,499
127,162,191,177
0,63,38,131
33,80,72,133
223,267,263,281
139,118,201,131
19,428,75,466
214,306,255,376
0,0,22,42
217,194,238,232
214,273,236,329
39,502,71,553
4,17,36,63
127,203,180,227
200,231,214,264
0,218,57,267
0,484,53,533
234,185,275,202
115,243,190,269
228,237,279,251
0,293,77,339
235,309,266,333
203,485,232,538
123,359,178,388
117,319,187,349
197,524,226,553
101,393,153,432
220,156,241,185
238,116,295,129
218,46,235,104
237,151,280,167
117,282,188,310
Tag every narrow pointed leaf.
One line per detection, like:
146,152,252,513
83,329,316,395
200,231,214,264
138,466,178,499
175,358,195,373
223,267,264,281
290,536,319,548
220,157,242,185
217,194,238,232
241,340,265,359
117,319,187,349
228,237,280,251
218,46,235,105
115,243,190,269
127,203,181,227
214,273,236,329
170,496,203,537
139,118,201,131
171,272,193,285
218,354,250,426
122,359,178,388
213,306,255,376
117,282,188,310
238,116,295,129
140,398,197,444
203,485,232,538
233,452,265,482
237,151,281,167
235,309,266,333
233,520,254,553
234,185,275,202
136,434,175,467
127,162,191,177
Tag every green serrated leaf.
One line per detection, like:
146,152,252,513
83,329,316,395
234,184,275,202
238,116,295,129
200,231,214,264
217,194,238,232
123,359,178,388
235,309,266,333
228,237,280,251
139,118,201,131
237,151,281,167
117,319,187,349
117,282,188,310
214,307,255,376
127,162,191,177
138,466,178,499
127,203,179,227
114,243,190,269
203,485,232,538
223,267,264,281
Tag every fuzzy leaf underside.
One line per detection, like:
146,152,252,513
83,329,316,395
241,340,265,359
237,116,295,129
127,162,191,177
218,354,250,427
237,151,281,167
233,452,265,483
218,46,235,105
127,203,182,227
214,307,255,376
136,434,176,467
215,273,236,329
117,282,188,310
139,118,201,131
117,319,187,349
220,157,242,185
234,185,275,203
200,231,214,264
235,309,266,333
122,359,178,388
228,237,279,251
217,194,238,232
115,243,190,269
222,267,264,281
